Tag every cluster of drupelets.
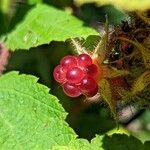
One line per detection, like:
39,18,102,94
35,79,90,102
53,54,101,97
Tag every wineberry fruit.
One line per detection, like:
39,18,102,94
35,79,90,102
53,65,66,83
53,54,101,98
77,54,92,67
66,67,84,83
60,55,77,69
63,82,81,97
80,76,98,97
85,64,98,79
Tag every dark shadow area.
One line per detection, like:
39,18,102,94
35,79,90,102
102,134,150,150
68,104,116,140
8,3,33,32
0,11,9,36
76,4,127,25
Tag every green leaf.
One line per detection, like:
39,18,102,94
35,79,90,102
143,141,150,150
5,4,99,51
52,133,150,150
0,71,76,149
27,0,43,5
1,72,150,149
90,135,104,150
52,135,104,150
102,134,149,150
74,0,150,11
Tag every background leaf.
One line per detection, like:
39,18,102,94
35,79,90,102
0,71,76,149
52,135,104,150
27,0,43,5
74,0,150,11
102,134,150,150
5,4,99,51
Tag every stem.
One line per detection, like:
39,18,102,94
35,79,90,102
136,11,150,26
93,15,109,63
108,51,137,64
70,38,87,54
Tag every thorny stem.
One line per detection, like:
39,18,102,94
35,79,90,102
116,36,150,54
136,12,150,25
70,38,87,54
116,37,138,47
115,36,148,50
93,15,109,63
133,28,150,34
108,51,137,64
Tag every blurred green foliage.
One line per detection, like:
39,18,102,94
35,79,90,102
1,0,150,148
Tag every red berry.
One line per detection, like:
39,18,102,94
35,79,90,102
77,54,92,67
63,82,81,97
80,76,98,97
53,65,66,83
66,67,85,83
60,55,77,69
85,64,98,78
53,54,101,98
